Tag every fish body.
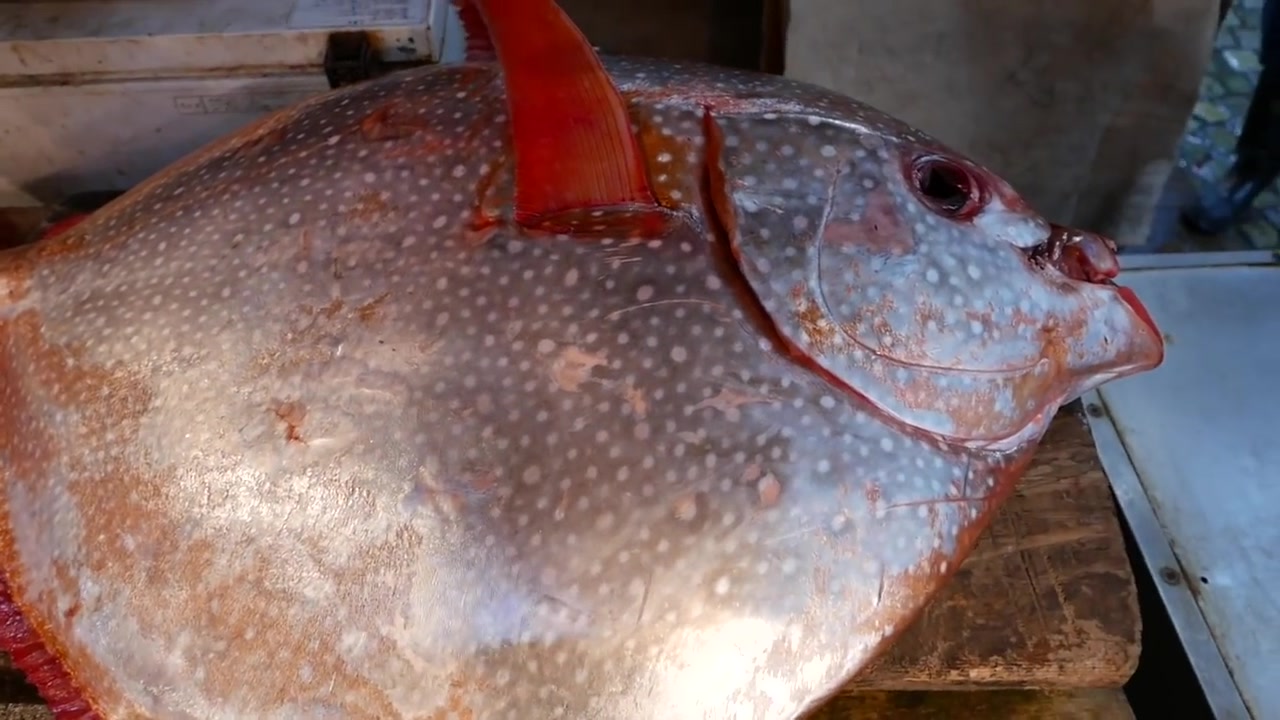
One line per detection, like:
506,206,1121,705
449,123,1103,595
0,12,1162,720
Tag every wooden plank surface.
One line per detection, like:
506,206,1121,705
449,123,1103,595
0,408,1138,709
847,406,1141,690
0,689,1136,720
809,689,1136,719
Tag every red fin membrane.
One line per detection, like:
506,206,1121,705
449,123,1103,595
39,214,91,242
0,576,99,719
456,0,667,234
451,0,497,62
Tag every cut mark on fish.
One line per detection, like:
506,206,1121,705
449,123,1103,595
604,298,725,321
692,386,778,419
232,125,288,160
601,250,641,270
670,491,711,532
884,494,995,511
621,380,648,418
466,468,499,495
463,223,500,249
298,227,314,258
535,592,593,633
762,524,821,546
623,89,812,118
358,102,433,142
555,487,572,521
405,465,498,519
550,345,608,392
634,567,654,627
675,428,707,445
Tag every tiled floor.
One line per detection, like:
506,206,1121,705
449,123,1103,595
1148,0,1280,253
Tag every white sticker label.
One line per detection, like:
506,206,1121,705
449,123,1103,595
288,0,428,29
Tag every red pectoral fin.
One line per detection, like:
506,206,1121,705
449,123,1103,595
457,0,665,233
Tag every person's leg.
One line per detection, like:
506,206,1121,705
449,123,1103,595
1183,0,1280,234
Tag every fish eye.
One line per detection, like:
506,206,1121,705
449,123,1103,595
909,155,984,220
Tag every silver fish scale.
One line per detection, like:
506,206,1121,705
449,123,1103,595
1,59,1024,720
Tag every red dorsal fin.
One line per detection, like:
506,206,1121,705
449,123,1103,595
457,0,666,234
451,0,496,62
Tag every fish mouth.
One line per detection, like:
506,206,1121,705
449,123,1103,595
1024,224,1161,339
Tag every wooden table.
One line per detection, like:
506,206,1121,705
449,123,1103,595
0,407,1138,719
810,405,1141,718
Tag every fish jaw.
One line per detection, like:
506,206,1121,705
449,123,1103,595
1018,224,1164,402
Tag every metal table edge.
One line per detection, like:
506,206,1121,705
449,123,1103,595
1118,250,1278,271
1082,389,1253,720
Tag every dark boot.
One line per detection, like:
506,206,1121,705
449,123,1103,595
1182,0,1280,234
1181,166,1277,234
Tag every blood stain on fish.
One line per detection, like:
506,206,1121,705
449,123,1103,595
342,191,394,225
550,346,608,392
356,292,392,325
757,473,783,509
270,400,308,445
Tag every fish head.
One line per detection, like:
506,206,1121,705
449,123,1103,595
708,109,1164,449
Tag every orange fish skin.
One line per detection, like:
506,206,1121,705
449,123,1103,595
0,57,1161,720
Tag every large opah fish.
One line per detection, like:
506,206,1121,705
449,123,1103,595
0,1,1163,718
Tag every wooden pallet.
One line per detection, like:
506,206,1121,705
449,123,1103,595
0,690,1137,719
